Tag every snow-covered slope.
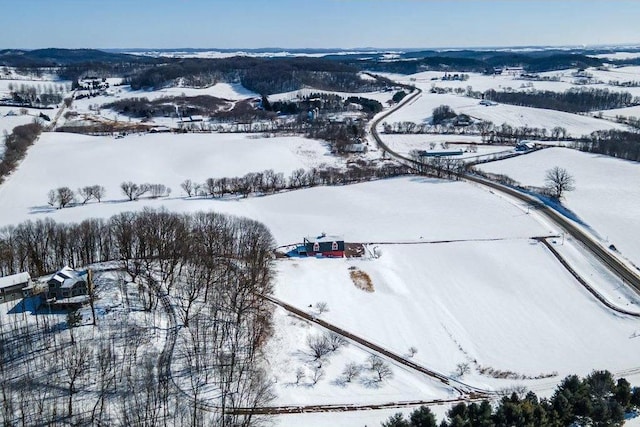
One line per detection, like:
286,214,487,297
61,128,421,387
479,147,640,267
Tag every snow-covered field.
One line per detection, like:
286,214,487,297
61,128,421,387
479,147,640,267
274,240,640,390
379,91,626,137
3,60,640,426
0,131,345,227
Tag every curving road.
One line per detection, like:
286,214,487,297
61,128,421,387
367,81,640,297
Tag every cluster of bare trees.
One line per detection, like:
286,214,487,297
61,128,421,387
0,209,277,426
409,152,466,180
47,185,106,208
180,163,410,200
5,82,69,107
121,181,171,201
383,119,570,142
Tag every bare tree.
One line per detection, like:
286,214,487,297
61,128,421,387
181,179,194,197
341,362,362,383
311,366,325,385
327,332,348,352
91,185,106,202
315,301,329,315
62,343,92,416
48,186,75,208
294,367,306,385
121,181,139,201
367,355,393,383
455,362,471,377
306,334,331,361
78,186,94,204
544,166,575,200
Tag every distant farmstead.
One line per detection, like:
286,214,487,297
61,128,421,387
0,272,33,303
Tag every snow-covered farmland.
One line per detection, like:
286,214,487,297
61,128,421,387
379,91,626,137
479,147,640,267
121,81,258,102
0,132,346,227
274,241,640,390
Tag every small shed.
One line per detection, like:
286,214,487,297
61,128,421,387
0,272,32,303
301,234,345,258
47,266,88,301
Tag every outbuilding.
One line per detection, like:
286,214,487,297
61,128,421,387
0,272,32,303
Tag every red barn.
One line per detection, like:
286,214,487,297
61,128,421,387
301,234,345,258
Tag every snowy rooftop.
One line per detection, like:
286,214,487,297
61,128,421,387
50,266,86,288
304,234,344,243
0,272,31,290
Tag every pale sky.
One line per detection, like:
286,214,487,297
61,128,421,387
1,0,639,49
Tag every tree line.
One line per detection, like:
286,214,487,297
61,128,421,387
575,129,640,162
484,87,639,113
0,122,43,184
179,163,410,200
382,370,640,427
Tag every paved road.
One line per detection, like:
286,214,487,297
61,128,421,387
368,82,640,297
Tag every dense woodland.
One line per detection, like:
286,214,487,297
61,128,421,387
125,57,388,95
484,88,640,113
382,370,640,427
103,95,232,119
0,209,275,426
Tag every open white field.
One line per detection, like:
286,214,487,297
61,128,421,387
123,81,258,101
0,170,554,244
379,91,626,137
0,131,345,227
479,147,640,267
275,241,640,389
398,70,579,93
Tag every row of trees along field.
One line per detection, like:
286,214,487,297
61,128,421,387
382,370,640,427
0,209,276,426
483,87,639,113
576,129,640,162
0,122,43,183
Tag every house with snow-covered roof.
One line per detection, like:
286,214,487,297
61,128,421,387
301,233,345,258
0,272,32,303
46,266,88,301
